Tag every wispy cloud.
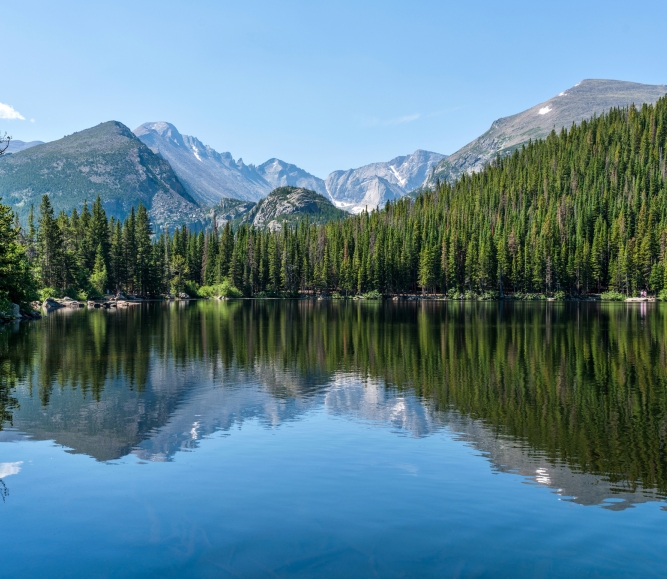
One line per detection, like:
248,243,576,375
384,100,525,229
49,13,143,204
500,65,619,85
423,106,463,118
384,113,421,126
362,113,421,128
361,106,463,128
0,102,26,120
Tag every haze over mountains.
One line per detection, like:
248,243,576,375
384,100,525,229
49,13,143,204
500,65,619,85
2,79,666,227
5,139,44,154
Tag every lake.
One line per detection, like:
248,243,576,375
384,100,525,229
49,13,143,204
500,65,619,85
2,300,667,578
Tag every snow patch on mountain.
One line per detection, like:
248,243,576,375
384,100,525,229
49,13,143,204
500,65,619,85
425,79,667,190
134,122,324,206
325,150,446,213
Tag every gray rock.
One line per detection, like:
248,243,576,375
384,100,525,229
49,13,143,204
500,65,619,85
42,298,64,311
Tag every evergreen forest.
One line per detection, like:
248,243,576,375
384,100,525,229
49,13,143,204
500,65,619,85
3,95,667,306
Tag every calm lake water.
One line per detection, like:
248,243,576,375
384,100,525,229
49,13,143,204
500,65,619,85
2,300,667,578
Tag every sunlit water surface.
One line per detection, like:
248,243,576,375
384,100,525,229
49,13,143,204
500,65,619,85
2,301,667,577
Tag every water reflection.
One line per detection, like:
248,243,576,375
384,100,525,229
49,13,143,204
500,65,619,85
2,300,667,508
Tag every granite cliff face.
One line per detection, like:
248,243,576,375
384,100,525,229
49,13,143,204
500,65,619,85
326,149,446,213
256,158,326,195
232,186,346,231
134,122,326,205
424,79,667,188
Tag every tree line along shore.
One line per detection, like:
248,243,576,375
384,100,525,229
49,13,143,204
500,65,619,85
2,96,667,318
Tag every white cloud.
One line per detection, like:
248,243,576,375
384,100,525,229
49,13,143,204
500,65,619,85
30,118,36,123
0,102,25,120
0,461,23,478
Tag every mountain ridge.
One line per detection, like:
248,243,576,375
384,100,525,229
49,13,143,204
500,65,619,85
325,149,446,213
424,79,667,188
0,121,201,228
134,122,327,205
4,139,44,154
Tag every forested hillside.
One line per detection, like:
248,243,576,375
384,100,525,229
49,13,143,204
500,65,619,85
3,96,667,303
425,79,667,188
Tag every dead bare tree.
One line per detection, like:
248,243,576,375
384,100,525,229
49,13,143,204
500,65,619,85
0,132,10,155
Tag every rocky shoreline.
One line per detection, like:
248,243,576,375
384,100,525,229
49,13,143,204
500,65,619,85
2,293,658,327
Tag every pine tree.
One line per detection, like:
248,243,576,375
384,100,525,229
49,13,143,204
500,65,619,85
90,244,108,295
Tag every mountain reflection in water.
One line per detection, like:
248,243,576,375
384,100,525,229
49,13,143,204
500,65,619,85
1,300,666,510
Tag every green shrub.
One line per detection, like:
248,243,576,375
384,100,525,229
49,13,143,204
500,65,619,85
254,290,276,298
446,288,461,300
553,290,566,300
38,287,62,301
360,289,382,300
184,280,200,298
0,295,13,317
601,291,626,301
658,289,667,301
199,279,243,299
514,292,546,301
63,286,94,301
219,279,242,298
197,285,215,298
480,290,499,301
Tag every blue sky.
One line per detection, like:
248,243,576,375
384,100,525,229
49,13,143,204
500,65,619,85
2,0,666,177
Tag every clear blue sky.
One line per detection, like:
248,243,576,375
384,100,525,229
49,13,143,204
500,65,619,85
2,0,666,177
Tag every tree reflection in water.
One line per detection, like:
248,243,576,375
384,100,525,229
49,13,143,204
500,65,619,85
1,300,667,504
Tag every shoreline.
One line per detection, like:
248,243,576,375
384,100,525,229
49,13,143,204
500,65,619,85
2,294,658,327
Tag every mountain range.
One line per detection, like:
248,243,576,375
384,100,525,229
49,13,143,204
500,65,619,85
133,121,444,213
2,79,666,227
134,122,327,205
